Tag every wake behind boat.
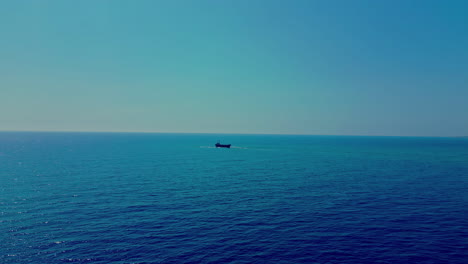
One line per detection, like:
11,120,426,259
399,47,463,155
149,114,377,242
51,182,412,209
215,141,231,148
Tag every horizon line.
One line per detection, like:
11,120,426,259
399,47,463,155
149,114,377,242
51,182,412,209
0,129,465,138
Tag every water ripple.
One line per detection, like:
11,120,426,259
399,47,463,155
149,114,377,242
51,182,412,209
1,133,468,263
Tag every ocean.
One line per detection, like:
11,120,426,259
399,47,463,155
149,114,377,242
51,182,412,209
1,132,468,263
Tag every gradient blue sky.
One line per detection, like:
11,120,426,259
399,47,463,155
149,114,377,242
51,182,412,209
1,0,467,136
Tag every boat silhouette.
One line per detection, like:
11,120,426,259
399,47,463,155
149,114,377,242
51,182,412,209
215,141,231,148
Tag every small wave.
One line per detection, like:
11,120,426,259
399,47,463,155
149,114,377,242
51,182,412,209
200,145,248,149
231,146,248,149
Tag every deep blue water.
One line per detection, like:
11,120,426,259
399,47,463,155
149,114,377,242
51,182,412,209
1,132,468,263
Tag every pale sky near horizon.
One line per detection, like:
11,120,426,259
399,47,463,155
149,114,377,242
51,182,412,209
1,0,467,136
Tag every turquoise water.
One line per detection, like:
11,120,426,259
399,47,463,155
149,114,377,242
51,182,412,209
1,132,468,263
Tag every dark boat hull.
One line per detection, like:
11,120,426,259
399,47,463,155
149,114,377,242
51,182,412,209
215,143,231,148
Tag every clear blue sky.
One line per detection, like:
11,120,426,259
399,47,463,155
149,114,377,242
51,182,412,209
1,0,467,136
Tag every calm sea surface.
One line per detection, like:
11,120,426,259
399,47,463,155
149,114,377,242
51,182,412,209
1,132,468,263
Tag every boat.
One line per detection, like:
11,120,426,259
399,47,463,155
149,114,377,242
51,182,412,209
215,141,231,148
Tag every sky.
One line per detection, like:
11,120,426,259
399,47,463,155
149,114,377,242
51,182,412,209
1,0,467,136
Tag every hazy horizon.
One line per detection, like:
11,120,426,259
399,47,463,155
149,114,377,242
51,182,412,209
1,129,467,138
1,0,467,137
